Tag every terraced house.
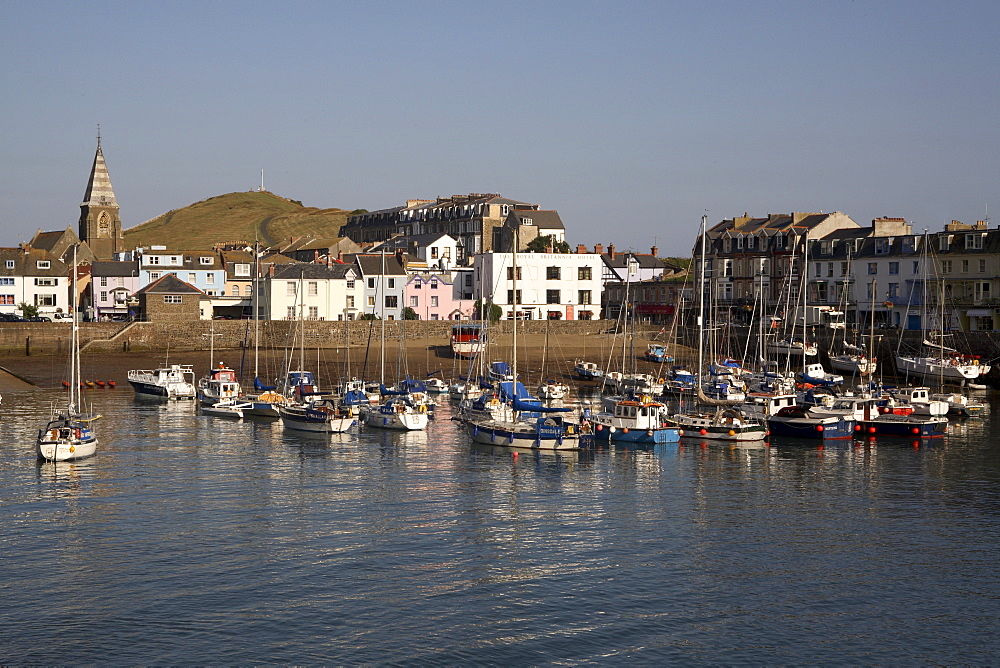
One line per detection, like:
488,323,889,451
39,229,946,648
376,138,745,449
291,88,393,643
0,246,70,318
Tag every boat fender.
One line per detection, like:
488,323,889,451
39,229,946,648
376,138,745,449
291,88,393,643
609,426,616,433
567,425,575,435
418,404,427,413
69,446,75,453
728,430,736,436
622,428,628,434
646,430,653,437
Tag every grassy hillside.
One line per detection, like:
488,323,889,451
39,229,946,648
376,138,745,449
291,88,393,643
123,191,354,249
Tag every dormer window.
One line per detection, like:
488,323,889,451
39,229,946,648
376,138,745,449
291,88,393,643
736,236,743,250
200,256,214,265
723,238,732,253
773,234,784,250
747,235,755,250
902,237,915,252
939,235,951,251
6,260,14,269
965,234,984,250
36,260,50,269
875,239,890,255
234,263,250,277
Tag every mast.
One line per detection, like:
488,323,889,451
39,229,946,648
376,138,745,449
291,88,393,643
697,215,706,386
70,244,79,415
253,240,260,382
511,228,518,389
380,250,386,383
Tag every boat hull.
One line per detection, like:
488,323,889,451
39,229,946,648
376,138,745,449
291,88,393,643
855,416,948,438
279,406,355,433
767,416,855,440
363,408,429,431
36,420,98,461
466,420,583,450
592,425,680,444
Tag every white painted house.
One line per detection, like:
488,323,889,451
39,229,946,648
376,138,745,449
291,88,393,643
473,251,603,320
261,263,363,321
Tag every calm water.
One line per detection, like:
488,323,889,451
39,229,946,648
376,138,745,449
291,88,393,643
2,388,1000,664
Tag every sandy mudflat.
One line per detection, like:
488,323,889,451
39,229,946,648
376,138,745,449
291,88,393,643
1,331,685,390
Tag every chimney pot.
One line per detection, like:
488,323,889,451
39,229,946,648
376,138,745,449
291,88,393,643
651,246,659,257
608,243,616,259
594,243,603,254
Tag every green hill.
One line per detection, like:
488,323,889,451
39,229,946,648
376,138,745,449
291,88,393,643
124,191,355,250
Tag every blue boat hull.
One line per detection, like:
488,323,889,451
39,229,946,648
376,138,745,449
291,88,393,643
767,417,855,440
592,426,680,444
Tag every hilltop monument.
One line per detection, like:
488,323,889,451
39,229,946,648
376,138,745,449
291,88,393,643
78,131,124,260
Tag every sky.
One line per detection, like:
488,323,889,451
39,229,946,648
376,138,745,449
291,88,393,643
2,1,999,256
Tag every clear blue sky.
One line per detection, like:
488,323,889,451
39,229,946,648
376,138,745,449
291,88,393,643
2,0,998,256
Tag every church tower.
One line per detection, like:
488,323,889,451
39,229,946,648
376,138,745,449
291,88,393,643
79,133,124,260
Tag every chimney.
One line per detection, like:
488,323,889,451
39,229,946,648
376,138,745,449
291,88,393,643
594,243,604,254
338,251,344,263
576,244,588,254
314,250,320,262
651,246,659,257
268,264,275,277
608,243,615,259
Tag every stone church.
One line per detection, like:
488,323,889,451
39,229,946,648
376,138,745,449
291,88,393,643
30,136,125,264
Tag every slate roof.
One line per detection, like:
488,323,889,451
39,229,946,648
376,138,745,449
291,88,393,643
353,253,407,276
510,210,565,230
92,261,139,277
135,273,207,296
0,247,69,277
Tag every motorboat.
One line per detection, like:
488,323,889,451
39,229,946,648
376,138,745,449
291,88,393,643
128,364,197,400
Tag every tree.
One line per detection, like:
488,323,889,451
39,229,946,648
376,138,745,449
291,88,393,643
401,307,419,320
526,235,570,253
17,302,39,318
474,299,502,323
359,313,380,320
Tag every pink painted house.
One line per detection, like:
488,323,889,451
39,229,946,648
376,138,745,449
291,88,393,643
405,272,474,320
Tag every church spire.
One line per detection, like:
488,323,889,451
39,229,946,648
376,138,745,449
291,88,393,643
82,129,118,208
79,132,123,260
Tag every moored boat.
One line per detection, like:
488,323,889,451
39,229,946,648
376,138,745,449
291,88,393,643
128,364,197,400
767,405,855,440
451,323,486,358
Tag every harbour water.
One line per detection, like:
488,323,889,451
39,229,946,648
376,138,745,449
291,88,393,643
3,389,1000,663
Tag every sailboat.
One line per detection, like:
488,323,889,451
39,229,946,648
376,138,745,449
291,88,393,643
463,231,585,449
894,236,990,385
671,216,768,442
537,319,569,400
829,255,878,377
278,272,354,433
37,246,100,461
361,250,429,431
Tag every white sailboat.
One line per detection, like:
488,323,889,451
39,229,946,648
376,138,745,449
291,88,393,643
37,246,100,461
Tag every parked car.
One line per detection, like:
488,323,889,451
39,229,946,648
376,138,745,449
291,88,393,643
0,313,26,322
27,315,52,322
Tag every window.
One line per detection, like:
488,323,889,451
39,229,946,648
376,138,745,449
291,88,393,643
34,277,56,286
367,296,375,307
307,281,318,296
506,267,522,280
546,289,561,304
578,266,592,281
966,234,984,249
308,306,318,320
287,282,297,297
889,262,899,275
902,237,915,252
547,266,561,280
827,263,834,277
170,256,181,266
346,295,354,308
578,290,592,305
747,235,756,250
841,262,848,276
962,260,969,273
868,263,877,275
100,291,108,302
774,234,784,250
4,260,13,269
384,295,398,308
430,280,438,289
888,283,899,298
206,274,215,284
875,239,889,254
814,263,822,278
723,259,734,277
150,272,160,281
464,274,472,286
200,256,214,265
246,284,252,295
188,273,197,283
367,278,375,289
0,277,12,285
387,279,395,289
430,296,438,307
0,295,13,305
939,236,950,251
410,296,418,307
148,256,160,265
164,295,182,304
36,260,50,269
430,247,439,259
99,276,108,287
723,238,732,253
235,264,251,277
287,306,296,319
231,286,239,297
980,259,987,273
736,236,743,250
507,290,522,304
346,279,355,289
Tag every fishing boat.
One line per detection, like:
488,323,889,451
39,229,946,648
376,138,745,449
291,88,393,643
891,387,949,416
37,246,100,462
643,342,673,363
128,364,197,400
766,405,855,440
856,412,948,438
451,323,487,358
588,394,679,444
197,362,242,405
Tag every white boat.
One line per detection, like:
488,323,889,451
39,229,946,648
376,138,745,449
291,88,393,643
929,392,986,417
589,395,679,444
603,371,664,396
892,387,949,417
128,364,197,400
573,360,604,380
201,399,248,419
362,395,429,431
829,351,877,376
538,380,569,400
197,363,242,405
895,342,989,384
37,246,100,462
451,323,486,358
280,398,355,433
424,377,449,394
767,336,818,357
799,362,844,387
